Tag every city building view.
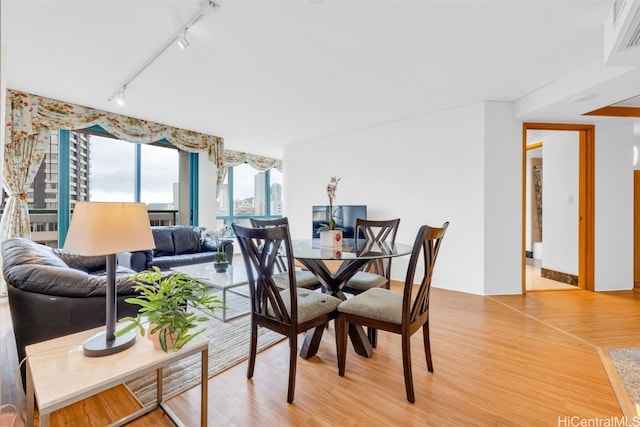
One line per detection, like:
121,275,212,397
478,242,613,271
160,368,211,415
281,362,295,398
25,130,90,246
2,131,283,246
7,131,180,246
215,164,283,230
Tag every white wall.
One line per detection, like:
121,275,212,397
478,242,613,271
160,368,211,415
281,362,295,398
483,102,522,295
542,132,579,276
284,102,522,295
594,119,635,291
1,45,6,295
198,153,217,229
1,45,5,177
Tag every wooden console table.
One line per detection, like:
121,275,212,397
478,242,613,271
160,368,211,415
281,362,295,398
25,326,208,426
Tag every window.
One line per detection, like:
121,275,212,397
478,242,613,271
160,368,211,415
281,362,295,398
216,164,283,229
140,142,179,210
89,135,135,202
89,135,179,225
21,130,182,246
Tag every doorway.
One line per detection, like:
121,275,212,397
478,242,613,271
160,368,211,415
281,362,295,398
522,123,595,293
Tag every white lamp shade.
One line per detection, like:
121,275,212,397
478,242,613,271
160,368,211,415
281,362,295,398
64,202,155,255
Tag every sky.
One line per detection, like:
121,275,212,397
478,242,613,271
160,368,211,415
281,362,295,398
89,135,178,205
89,135,282,206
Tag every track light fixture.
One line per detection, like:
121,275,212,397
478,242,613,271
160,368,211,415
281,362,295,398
115,88,126,106
177,30,191,50
108,0,218,105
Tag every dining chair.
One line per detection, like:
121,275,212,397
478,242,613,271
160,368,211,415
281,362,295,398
336,222,449,403
342,218,400,347
249,217,321,290
232,223,343,403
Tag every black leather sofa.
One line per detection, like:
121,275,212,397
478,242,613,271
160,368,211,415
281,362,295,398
117,225,234,272
2,237,141,388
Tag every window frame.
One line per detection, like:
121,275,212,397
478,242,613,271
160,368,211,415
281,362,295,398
216,164,282,228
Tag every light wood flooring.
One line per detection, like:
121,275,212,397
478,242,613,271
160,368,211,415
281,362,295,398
3,283,640,426
526,258,578,291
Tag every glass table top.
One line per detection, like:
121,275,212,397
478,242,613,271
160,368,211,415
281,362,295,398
291,238,413,261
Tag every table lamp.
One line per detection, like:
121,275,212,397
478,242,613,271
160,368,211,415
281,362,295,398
64,202,155,357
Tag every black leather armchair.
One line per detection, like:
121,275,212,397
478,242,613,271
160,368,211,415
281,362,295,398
2,237,140,388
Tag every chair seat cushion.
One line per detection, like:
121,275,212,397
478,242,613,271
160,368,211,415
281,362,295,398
270,288,341,323
344,271,388,291
338,288,402,324
272,270,320,289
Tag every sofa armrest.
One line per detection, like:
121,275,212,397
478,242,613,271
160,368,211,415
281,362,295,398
221,240,234,264
201,237,234,264
117,250,152,272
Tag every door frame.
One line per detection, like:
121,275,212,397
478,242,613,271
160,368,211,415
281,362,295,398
634,171,640,285
521,123,595,292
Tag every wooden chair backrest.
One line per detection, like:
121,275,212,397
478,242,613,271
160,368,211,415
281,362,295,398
233,223,297,324
249,217,290,273
354,218,401,279
402,222,449,326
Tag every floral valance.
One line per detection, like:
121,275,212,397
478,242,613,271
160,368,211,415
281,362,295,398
223,149,282,172
215,149,282,197
5,89,224,167
5,89,284,212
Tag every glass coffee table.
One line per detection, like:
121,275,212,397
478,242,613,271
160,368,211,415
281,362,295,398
171,262,250,322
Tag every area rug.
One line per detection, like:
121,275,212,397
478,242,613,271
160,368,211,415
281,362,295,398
603,347,640,417
125,290,284,406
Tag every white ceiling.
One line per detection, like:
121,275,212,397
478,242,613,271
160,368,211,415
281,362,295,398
1,0,630,158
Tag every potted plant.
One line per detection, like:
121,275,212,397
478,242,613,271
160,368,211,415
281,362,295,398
115,267,224,352
204,226,231,272
317,176,343,248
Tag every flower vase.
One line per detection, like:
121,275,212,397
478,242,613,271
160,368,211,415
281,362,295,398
214,261,229,273
320,229,343,248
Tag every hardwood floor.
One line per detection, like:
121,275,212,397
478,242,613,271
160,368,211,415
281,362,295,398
526,258,578,291
3,284,640,426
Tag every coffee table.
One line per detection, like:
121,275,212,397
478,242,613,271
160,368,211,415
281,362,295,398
171,263,250,322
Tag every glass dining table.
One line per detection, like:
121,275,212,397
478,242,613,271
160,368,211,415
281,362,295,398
291,238,413,360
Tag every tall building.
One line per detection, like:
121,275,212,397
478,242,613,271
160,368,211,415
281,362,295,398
217,182,230,214
271,182,282,215
29,130,90,209
27,130,91,246
253,172,266,215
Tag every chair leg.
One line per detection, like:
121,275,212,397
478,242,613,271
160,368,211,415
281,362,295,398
401,333,415,403
247,321,258,379
423,322,433,372
287,334,298,403
367,327,378,348
337,315,348,377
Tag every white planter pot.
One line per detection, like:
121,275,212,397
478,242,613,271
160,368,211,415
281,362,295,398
320,230,343,248
320,247,343,258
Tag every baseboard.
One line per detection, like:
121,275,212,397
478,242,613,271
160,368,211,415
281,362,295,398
541,267,578,286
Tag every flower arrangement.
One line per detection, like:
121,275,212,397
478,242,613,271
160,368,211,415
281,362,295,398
326,176,341,230
316,177,342,233
204,225,231,262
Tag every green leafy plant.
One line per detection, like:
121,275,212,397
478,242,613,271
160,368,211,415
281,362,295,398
115,267,224,352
